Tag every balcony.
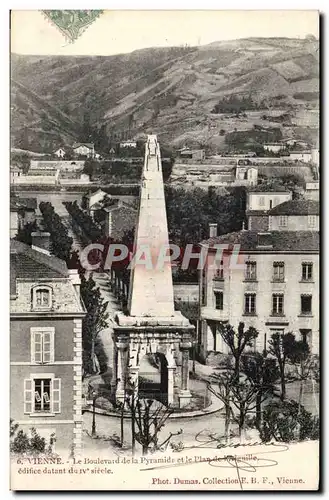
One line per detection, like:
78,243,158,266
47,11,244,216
200,307,229,322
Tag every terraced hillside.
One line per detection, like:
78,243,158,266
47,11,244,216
11,37,319,153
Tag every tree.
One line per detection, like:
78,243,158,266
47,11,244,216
39,202,73,263
208,370,235,442
80,274,109,374
229,376,264,440
218,322,259,379
287,340,314,411
126,398,181,455
268,332,297,400
15,220,38,245
241,353,279,430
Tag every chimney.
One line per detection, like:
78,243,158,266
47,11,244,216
68,269,81,299
209,223,217,238
31,231,51,255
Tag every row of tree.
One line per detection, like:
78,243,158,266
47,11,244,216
64,201,103,242
39,202,73,263
210,323,319,442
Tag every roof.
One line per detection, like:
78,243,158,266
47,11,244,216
72,142,94,149
201,230,319,253
268,199,319,216
249,185,291,193
289,151,312,155
10,239,68,283
11,165,21,172
20,197,37,210
10,196,37,211
103,201,137,213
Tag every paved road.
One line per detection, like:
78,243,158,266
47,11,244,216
82,404,226,455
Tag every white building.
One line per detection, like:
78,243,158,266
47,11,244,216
198,223,319,361
268,199,319,231
120,140,137,149
305,182,320,202
263,143,284,153
54,148,66,158
246,188,292,231
289,151,312,163
72,143,95,158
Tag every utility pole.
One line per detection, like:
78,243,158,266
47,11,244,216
91,392,97,437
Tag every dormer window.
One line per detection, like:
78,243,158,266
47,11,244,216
32,286,53,310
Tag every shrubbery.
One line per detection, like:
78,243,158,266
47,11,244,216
261,400,319,442
10,420,56,455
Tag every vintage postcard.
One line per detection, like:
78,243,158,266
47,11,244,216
10,10,320,491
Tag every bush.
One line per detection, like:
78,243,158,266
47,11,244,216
10,420,56,455
260,400,319,442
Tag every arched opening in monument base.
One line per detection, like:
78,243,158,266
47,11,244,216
138,353,169,405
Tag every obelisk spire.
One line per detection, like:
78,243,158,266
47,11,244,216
127,135,175,317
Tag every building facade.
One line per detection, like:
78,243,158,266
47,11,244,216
198,229,319,362
72,143,95,158
10,237,86,454
268,199,319,231
246,189,292,231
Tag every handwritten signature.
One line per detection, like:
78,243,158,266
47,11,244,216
140,430,289,490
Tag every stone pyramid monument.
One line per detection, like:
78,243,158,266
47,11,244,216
112,135,194,407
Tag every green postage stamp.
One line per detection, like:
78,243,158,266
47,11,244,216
43,10,104,42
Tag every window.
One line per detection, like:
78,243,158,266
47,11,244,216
301,295,312,315
259,196,265,207
244,293,256,314
214,291,223,310
300,329,312,349
302,262,313,281
269,199,273,209
32,286,52,310
272,294,284,315
308,215,317,228
273,262,285,281
24,376,61,414
245,261,257,281
279,216,288,227
31,328,55,364
214,261,224,280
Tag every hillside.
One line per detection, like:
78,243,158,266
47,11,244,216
11,37,319,153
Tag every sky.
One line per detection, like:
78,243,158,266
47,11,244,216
11,10,319,56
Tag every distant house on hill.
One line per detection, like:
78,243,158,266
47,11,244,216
10,165,21,184
72,143,95,158
54,148,66,158
178,148,205,161
263,143,284,153
287,151,312,163
120,140,137,149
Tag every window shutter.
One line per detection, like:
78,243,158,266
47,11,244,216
24,379,33,414
43,331,54,363
52,378,61,413
31,332,42,363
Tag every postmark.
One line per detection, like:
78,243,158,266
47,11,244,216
42,10,103,42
